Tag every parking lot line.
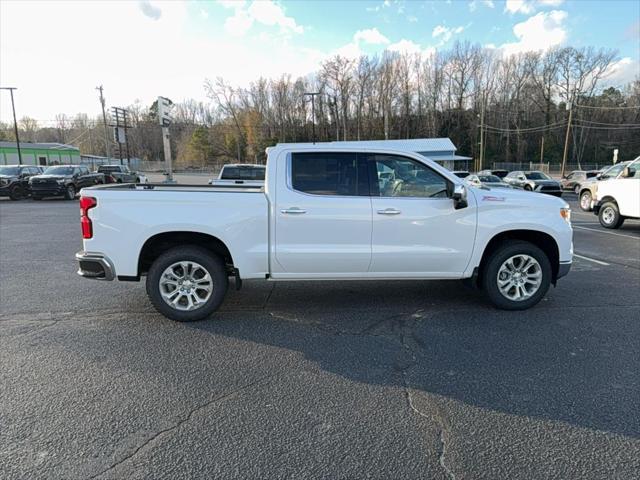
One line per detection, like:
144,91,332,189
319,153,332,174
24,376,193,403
573,225,640,240
574,253,610,266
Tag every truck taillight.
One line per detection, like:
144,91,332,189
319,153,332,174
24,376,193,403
80,196,97,239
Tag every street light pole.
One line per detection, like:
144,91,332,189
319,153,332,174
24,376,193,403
304,92,320,144
1,87,23,165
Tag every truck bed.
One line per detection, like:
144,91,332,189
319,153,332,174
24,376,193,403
81,183,269,279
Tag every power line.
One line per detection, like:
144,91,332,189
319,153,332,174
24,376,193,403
482,121,567,133
574,103,640,110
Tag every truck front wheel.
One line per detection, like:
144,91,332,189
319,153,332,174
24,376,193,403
598,202,624,229
146,246,228,321
482,241,551,310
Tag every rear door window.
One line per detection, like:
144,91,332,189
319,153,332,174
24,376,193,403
290,152,367,196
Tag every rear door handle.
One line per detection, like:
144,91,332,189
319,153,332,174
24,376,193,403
377,208,401,215
281,207,307,214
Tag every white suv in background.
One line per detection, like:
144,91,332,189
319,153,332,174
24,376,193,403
593,158,640,229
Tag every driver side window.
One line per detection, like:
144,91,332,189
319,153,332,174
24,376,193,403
370,154,448,198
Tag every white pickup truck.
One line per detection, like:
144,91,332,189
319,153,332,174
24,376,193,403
76,144,573,321
593,158,640,229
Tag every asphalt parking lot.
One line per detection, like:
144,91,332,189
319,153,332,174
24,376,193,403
1,194,639,479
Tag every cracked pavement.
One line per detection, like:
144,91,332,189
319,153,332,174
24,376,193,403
1,197,639,479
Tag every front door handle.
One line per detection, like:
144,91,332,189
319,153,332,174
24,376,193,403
377,208,401,215
281,207,307,214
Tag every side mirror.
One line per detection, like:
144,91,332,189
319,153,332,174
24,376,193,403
625,167,635,178
452,184,468,210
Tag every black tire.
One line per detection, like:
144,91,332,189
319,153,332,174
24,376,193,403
135,177,140,183
65,184,76,200
574,184,580,195
579,190,592,211
146,246,228,322
482,240,552,311
524,184,533,191
9,185,26,200
598,201,624,229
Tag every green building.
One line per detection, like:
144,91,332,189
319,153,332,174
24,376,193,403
0,141,81,166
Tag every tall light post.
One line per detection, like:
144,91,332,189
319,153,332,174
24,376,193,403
0,87,23,165
304,92,320,144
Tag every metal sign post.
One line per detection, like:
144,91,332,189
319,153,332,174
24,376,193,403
157,96,175,183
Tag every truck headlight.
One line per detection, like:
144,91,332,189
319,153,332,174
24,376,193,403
560,207,571,223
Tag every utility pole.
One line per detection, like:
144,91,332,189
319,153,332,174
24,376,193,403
478,99,485,172
561,101,573,178
540,136,544,163
96,85,111,159
304,92,320,144
0,87,23,164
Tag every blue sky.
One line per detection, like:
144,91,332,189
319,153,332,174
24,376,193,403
1,0,638,122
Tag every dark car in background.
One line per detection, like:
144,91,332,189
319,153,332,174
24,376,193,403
29,165,105,200
0,165,43,200
97,165,142,183
477,169,509,179
561,170,599,194
504,170,563,197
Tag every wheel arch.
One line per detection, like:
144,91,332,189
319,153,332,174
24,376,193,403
477,229,560,286
138,231,234,277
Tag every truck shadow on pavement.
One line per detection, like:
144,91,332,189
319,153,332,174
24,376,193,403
188,280,640,439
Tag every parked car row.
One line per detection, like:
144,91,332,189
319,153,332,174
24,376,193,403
0,164,145,201
457,169,564,197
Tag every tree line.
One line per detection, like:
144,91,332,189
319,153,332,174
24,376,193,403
1,41,639,170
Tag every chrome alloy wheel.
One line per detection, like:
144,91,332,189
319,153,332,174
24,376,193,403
159,261,213,311
496,254,543,302
601,206,616,226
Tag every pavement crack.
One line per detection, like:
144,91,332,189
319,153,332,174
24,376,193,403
87,376,272,479
398,316,456,480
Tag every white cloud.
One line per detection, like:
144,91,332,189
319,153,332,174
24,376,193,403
500,10,567,55
469,1,477,12
223,0,303,36
248,1,303,34
483,0,495,7
224,8,253,36
407,15,418,23
505,0,564,14
605,57,640,87
432,25,465,45
353,28,390,45
387,39,421,55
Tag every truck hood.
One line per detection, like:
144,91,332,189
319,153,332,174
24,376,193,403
471,185,568,208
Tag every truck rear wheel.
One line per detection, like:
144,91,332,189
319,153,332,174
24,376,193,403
65,185,76,200
482,241,551,310
146,246,228,322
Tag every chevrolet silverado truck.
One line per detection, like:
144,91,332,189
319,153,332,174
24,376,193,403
593,158,640,229
75,144,573,321
0,165,42,200
30,165,105,200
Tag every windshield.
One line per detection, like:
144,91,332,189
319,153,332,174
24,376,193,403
0,167,20,176
525,171,551,180
44,166,74,175
453,171,470,178
601,162,629,178
220,166,265,180
479,175,502,183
